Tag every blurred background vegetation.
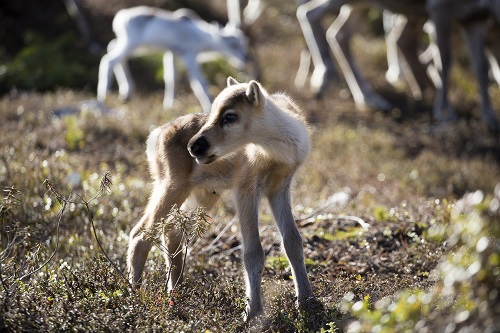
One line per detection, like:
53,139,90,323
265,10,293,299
0,0,235,95
0,1,96,93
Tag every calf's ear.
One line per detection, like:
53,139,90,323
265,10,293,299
227,76,239,86
245,80,263,107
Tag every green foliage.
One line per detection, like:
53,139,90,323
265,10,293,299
0,31,98,92
266,255,290,271
374,206,389,222
264,284,340,333
344,189,500,332
201,58,242,86
152,56,241,88
64,115,85,151
312,226,366,242
317,322,339,333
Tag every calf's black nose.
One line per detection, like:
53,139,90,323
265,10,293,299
189,136,210,156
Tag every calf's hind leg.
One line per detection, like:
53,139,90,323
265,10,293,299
162,188,219,291
127,181,190,287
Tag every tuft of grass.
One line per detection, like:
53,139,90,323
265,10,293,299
311,226,366,242
64,115,85,150
374,206,389,222
266,255,290,271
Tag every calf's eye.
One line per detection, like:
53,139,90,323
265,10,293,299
222,113,238,125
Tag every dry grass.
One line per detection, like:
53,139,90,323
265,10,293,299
1,0,499,332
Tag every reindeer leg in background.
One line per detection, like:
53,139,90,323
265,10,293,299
295,48,313,88
486,48,500,87
227,0,244,28
297,0,339,98
243,0,265,27
426,2,456,122
226,0,262,81
98,39,136,102
294,0,328,90
114,59,135,101
182,55,212,112
384,10,405,85
97,54,115,102
327,5,392,112
162,51,177,109
395,18,432,100
463,21,499,131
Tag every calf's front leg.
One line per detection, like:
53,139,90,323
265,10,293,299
235,184,264,320
268,181,313,305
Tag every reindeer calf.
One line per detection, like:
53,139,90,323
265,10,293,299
97,6,248,111
127,77,314,320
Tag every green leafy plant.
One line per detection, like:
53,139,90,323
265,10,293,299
0,31,98,91
344,189,500,332
64,115,85,151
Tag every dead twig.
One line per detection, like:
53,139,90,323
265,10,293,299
295,191,369,230
75,172,134,291
16,173,134,292
201,216,237,253
143,205,211,292
16,181,68,282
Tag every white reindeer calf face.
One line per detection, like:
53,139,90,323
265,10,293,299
188,77,264,164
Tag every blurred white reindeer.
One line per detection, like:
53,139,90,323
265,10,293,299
97,6,248,111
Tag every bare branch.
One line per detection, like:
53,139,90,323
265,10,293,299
17,193,68,281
